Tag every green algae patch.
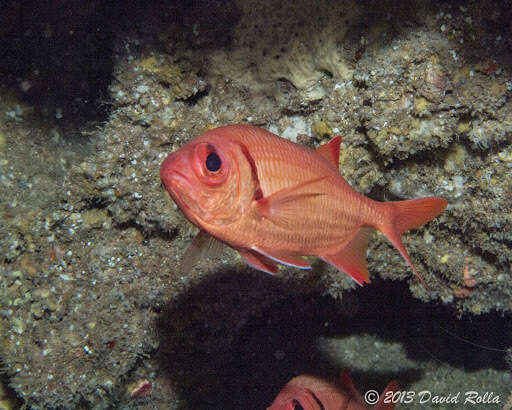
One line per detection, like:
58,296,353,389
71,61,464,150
311,121,333,138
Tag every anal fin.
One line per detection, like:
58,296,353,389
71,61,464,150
319,227,374,285
238,248,278,275
252,246,311,269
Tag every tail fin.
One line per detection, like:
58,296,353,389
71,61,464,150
377,197,447,288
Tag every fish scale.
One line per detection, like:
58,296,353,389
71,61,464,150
160,124,447,286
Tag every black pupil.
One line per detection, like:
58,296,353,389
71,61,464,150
206,152,221,172
292,401,304,410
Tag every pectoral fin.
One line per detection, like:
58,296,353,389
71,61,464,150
180,230,224,272
255,176,327,228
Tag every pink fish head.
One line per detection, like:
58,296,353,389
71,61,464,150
160,131,258,228
267,370,398,410
267,375,345,410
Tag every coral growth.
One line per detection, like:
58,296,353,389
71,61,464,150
209,0,360,100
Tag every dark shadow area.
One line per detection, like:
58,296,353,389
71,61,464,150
363,0,512,69
0,370,22,409
2,0,511,133
0,0,241,130
0,0,120,126
156,270,511,409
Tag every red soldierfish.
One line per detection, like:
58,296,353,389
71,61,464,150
267,369,398,410
160,124,447,286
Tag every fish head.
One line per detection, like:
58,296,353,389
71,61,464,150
267,383,324,410
160,133,257,228
267,375,346,410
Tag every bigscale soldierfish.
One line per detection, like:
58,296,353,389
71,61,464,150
160,124,447,286
267,369,398,410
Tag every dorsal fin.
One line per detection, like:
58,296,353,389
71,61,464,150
376,380,399,410
316,136,342,169
338,368,364,404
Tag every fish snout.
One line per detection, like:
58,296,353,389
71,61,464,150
160,152,176,182
160,152,191,191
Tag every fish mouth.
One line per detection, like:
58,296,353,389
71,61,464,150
162,168,192,198
160,160,203,226
160,152,195,207
160,153,189,187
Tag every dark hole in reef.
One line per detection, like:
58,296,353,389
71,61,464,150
85,196,109,210
176,86,210,106
321,69,333,79
0,373,21,408
353,79,369,89
293,401,304,410
355,125,368,135
159,81,171,89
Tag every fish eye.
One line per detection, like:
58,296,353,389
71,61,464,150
206,152,221,172
193,143,228,184
292,401,304,410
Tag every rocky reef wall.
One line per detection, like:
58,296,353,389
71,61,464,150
0,0,511,408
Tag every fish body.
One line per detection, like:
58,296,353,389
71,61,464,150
267,369,398,410
160,124,447,285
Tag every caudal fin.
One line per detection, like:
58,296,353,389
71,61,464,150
378,197,447,288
